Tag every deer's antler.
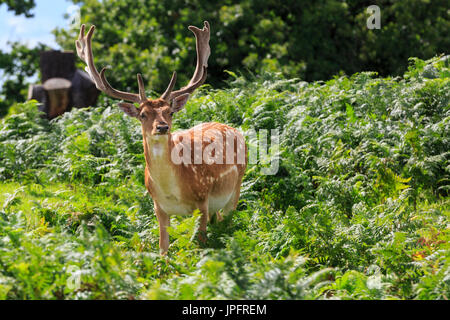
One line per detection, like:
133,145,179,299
160,21,210,101
76,24,147,104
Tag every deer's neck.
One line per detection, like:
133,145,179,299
144,132,181,192
144,132,187,210
143,133,175,172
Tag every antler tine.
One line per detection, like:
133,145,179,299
160,71,177,100
76,24,146,104
165,21,211,101
169,67,207,99
137,74,147,101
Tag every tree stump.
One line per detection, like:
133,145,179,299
42,78,72,119
28,50,100,119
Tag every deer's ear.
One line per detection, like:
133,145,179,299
118,102,140,117
171,93,190,113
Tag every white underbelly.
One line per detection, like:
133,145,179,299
208,191,234,214
157,191,234,216
158,196,194,216
152,176,194,215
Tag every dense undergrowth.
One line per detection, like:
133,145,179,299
0,56,449,299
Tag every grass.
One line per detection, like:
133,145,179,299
0,56,449,299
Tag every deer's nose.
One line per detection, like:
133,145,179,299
156,124,169,134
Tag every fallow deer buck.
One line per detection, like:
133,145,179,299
76,22,247,254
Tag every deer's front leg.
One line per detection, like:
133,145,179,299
154,201,170,255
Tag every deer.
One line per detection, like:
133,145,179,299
76,21,247,255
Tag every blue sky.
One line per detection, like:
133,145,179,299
0,0,76,52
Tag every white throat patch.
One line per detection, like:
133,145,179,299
146,134,169,159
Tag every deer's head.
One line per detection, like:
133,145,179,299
75,22,211,136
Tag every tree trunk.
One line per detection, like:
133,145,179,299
71,69,100,108
40,51,76,82
28,84,49,116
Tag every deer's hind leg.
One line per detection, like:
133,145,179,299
222,180,243,216
197,200,209,244
215,210,224,222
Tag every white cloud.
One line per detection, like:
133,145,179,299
6,16,28,34
1,16,61,52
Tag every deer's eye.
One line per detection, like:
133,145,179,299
139,113,147,120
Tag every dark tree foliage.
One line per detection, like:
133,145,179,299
0,0,448,116
0,0,36,17
53,0,449,94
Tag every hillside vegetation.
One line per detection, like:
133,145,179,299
0,56,449,299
